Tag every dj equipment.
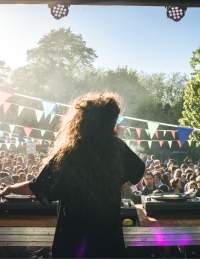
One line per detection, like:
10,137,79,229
142,195,200,217
0,200,58,215
0,198,138,223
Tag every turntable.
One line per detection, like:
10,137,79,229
142,193,200,217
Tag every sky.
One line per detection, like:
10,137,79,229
0,4,200,75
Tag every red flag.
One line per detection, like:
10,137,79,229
177,140,182,148
171,130,176,139
135,128,142,138
155,130,159,139
24,127,32,137
2,102,11,113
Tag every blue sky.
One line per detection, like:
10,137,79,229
0,4,200,75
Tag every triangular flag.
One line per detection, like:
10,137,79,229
171,130,176,139
188,140,192,146
127,127,132,136
6,143,11,150
53,131,58,138
0,91,13,105
15,140,20,148
148,141,152,149
163,130,167,137
116,115,124,125
135,128,142,139
177,127,194,145
35,109,44,123
147,121,159,139
168,141,172,148
9,124,15,133
159,140,165,148
42,101,56,118
17,106,24,117
2,102,11,114
155,131,159,139
49,112,56,124
177,140,182,148
40,129,46,137
145,129,149,136
24,127,32,137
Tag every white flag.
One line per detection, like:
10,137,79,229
35,109,43,123
9,124,15,133
17,106,24,117
148,141,152,149
147,121,159,139
168,141,172,148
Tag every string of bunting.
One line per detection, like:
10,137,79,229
122,139,186,149
0,89,199,149
118,115,200,148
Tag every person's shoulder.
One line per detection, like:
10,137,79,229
112,136,128,147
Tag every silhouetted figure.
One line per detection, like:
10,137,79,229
0,92,145,258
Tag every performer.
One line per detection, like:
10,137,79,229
0,92,145,258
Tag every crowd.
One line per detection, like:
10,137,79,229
0,149,200,201
0,151,42,187
122,154,200,201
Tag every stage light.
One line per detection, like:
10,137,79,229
49,1,69,20
166,6,187,22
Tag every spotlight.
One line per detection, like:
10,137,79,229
49,1,69,20
166,6,187,22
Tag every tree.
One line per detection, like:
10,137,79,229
11,28,97,101
139,72,187,105
0,60,11,86
76,67,148,116
179,46,200,144
179,74,200,144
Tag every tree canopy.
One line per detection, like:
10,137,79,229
179,49,200,144
8,28,187,126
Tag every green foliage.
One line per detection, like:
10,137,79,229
190,48,200,73
139,72,187,105
11,28,97,100
179,73,200,144
10,28,187,126
0,60,10,86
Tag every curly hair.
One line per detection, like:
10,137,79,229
44,92,121,167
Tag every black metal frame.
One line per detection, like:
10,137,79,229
0,0,200,7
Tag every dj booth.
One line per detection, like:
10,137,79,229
0,196,200,258
142,195,200,217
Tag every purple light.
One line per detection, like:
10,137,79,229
154,230,167,246
153,231,192,247
179,234,192,246
130,229,193,247
76,238,87,258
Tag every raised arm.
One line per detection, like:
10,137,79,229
0,181,33,197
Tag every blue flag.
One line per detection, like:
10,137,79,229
177,127,193,145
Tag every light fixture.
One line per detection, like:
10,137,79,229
166,6,187,22
49,1,69,20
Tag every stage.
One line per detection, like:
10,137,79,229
0,205,199,248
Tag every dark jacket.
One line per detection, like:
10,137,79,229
29,137,145,258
